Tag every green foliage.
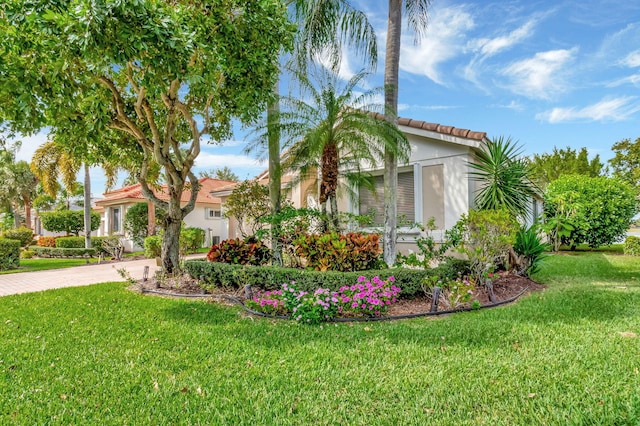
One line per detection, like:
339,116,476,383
469,136,539,218
180,227,205,255
543,175,639,248
530,146,604,188
198,166,239,182
20,249,35,259
55,236,85,248
30,247,96,257
224,180,271,238
395,218,462,269
513,225,549,276
124,203,150,248
206,237,271,266
144,236,162,259
40,210,100,236
185,260,430,298
293,232,382,272
2,227,33,247
609,137,640,187
0,237,20,270
456,209,519,283
624,236,640,256
91,236,121,255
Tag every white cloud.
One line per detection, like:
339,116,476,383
621,50,640,68
398,5,475,85
315,47,358,81
536,96,640,123
470,19,536,57
501,48,577,99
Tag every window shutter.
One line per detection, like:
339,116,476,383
359,171,414,225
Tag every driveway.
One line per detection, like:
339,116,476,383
0,256,205,297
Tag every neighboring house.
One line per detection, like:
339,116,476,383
95,178,236,252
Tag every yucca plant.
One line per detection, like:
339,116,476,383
469,136,540,219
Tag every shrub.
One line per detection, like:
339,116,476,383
3,227,34,247
456,209,519,283
91,236,121,255
206,237,271,266
40,210,100,236
180,227,205,254
55,236,85,248
37,236,57,247
513,225,549,276
293,232,381,272
184,259,434,297
624,236,640,256
0,238,20,270
124,202,150,248
544,175,639,248
144,235,162,258
21,249,35,259
30,247,96,257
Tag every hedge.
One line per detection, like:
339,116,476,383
0,238,21,270
56,236,85,248
2,227,34,247
183,258,470,298
624,236,640,256
30,246,97,258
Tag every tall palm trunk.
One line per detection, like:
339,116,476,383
320,142,339,230
268,79,283,266
24,197,32,229
83,163,92,249
383,0,403,266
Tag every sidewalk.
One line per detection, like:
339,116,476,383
0,256,204,297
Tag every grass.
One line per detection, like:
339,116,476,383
0,258,99,275
1,253,640,424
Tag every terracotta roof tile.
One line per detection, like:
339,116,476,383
96,178,236,206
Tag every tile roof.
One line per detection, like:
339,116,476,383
369,114,487,141
96,178,237,206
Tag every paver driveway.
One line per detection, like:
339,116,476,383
0,256,204,296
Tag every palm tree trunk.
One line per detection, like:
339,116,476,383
24,197,32,230
83,163,92,249
383,0,402,267
268,79,283,266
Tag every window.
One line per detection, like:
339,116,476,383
112,207,121,233
206,208,222,219
211,236,220,245
359,171,415,225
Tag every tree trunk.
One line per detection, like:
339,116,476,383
83,163,92,249
383,0,402,267
162,215,182,274
329,194,339,231
268,79,283,266
147,201,156,236
23,197,32,230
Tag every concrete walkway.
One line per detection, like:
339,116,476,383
0,256,205,297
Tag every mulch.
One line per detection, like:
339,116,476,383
135,269,546,316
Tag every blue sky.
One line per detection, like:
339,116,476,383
12,0,640,196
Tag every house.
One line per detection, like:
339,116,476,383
95,177,236,251
211,118,494,253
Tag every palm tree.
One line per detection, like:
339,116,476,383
383,0,431,266
0,149,38,228
468,136,539,218
263,68,409,231
265,0,378,265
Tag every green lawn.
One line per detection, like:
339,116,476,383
0,258,99,275
1,253,639,424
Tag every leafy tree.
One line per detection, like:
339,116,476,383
267,68,408,231
264,0,378,266
530,146,604,188
198,167,239,182
40,210,100,237
0,148,37,228
124,203,151,248
224,180,272,238
468,136,539,219
1,1,294,273
543,175,639,248
382,0,432,266
610,137,640,187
